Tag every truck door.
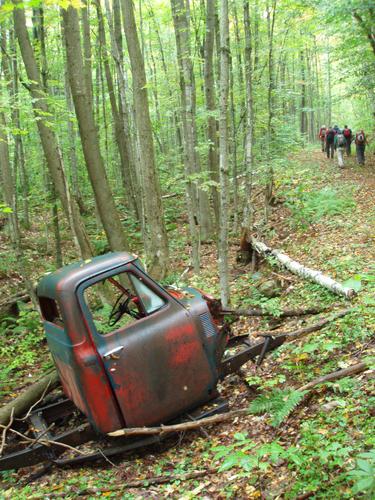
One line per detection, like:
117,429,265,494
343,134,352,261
80,266,217,428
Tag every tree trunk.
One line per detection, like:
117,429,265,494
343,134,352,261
250,238,357,298
243,0,255,232
62,5,130,254
204,0,220,228
12,2,92,259
0,371,60,427
96,0,139,218
300,50,307,136
218,0,230,306
171,0,213,246
121,0,169,279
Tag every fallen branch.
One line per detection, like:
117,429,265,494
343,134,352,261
0,423,91,457
0,370,60,426
47,468,217,497
221,305,329,318
254,308,353,340
298,362,369,391
108,408,248,437
250,237,356,299
0,408,14,456
0,293,30,317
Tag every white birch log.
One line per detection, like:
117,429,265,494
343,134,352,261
251,237,356,299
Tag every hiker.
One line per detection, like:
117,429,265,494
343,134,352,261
333,124,340,135
319,126,327,152
334,131,346,168
355,130,368,165
343,125,352,156
325,127,335,159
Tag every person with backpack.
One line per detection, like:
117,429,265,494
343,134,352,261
319,126,327,152
343,125,352,156
334,131,346,168
355,130,368,165
325,127,335,159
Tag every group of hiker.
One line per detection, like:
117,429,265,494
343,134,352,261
318,125,368,168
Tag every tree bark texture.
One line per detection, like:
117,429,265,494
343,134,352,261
12,2,92,259
204,0,220,227
218,0,230,306
250,238,356,298
243,0,255,231
121,0,169,279
62,5,129,254
171,0,213,245
96,0,139,218
0,371,60,427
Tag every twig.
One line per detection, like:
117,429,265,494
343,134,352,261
0,424,90,457
22,422,55,448
221,305,330,318
253,308,353,339
71,468,218,496
0,408,14,456
298,362,368,391
15,379,52,421
108,409,248,437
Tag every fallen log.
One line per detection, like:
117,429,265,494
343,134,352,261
254,308,353,340
0,293,30,317
250,237,356,299
298,362,368,391
108,408,248,437
221,305,329,318
0,370,60,426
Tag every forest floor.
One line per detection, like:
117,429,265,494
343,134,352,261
0,147,374,499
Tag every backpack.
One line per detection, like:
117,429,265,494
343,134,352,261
343,129,351,138
326,130,335,142
337,134,345,147
357,133,365,144
320,128,326,137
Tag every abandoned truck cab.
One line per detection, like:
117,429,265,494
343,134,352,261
37,252,222,434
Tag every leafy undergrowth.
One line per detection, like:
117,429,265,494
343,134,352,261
1,148,374,499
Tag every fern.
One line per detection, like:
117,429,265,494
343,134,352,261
249,389,307,427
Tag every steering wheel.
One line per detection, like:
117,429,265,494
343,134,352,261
108,293,140,327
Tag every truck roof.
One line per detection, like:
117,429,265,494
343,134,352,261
37,252,137,300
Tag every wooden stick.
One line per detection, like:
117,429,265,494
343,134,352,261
250,237,356,299
108,408,248,437
298,362,368,391
254,308,353,339
0,371,60,427
0,408,14,456
221,305,329,318
47,468,218,497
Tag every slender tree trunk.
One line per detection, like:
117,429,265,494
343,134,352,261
120,0,169,278
267,0,277,141
0,111,38,309
12,1,92,259
204,0,220,229
62,5,130,253
300,50,307,135
326,39,332,126
171,0,213,245
96,0,139,217
242,0,254,232
218,0,230,306
32,7,63,268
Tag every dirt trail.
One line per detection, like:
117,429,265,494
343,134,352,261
274,148,375,271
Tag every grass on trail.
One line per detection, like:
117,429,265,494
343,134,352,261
0,147,374,499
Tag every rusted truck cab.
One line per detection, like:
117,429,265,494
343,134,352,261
37,253,222,434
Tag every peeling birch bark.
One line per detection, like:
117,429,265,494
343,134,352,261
251,237,356,299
